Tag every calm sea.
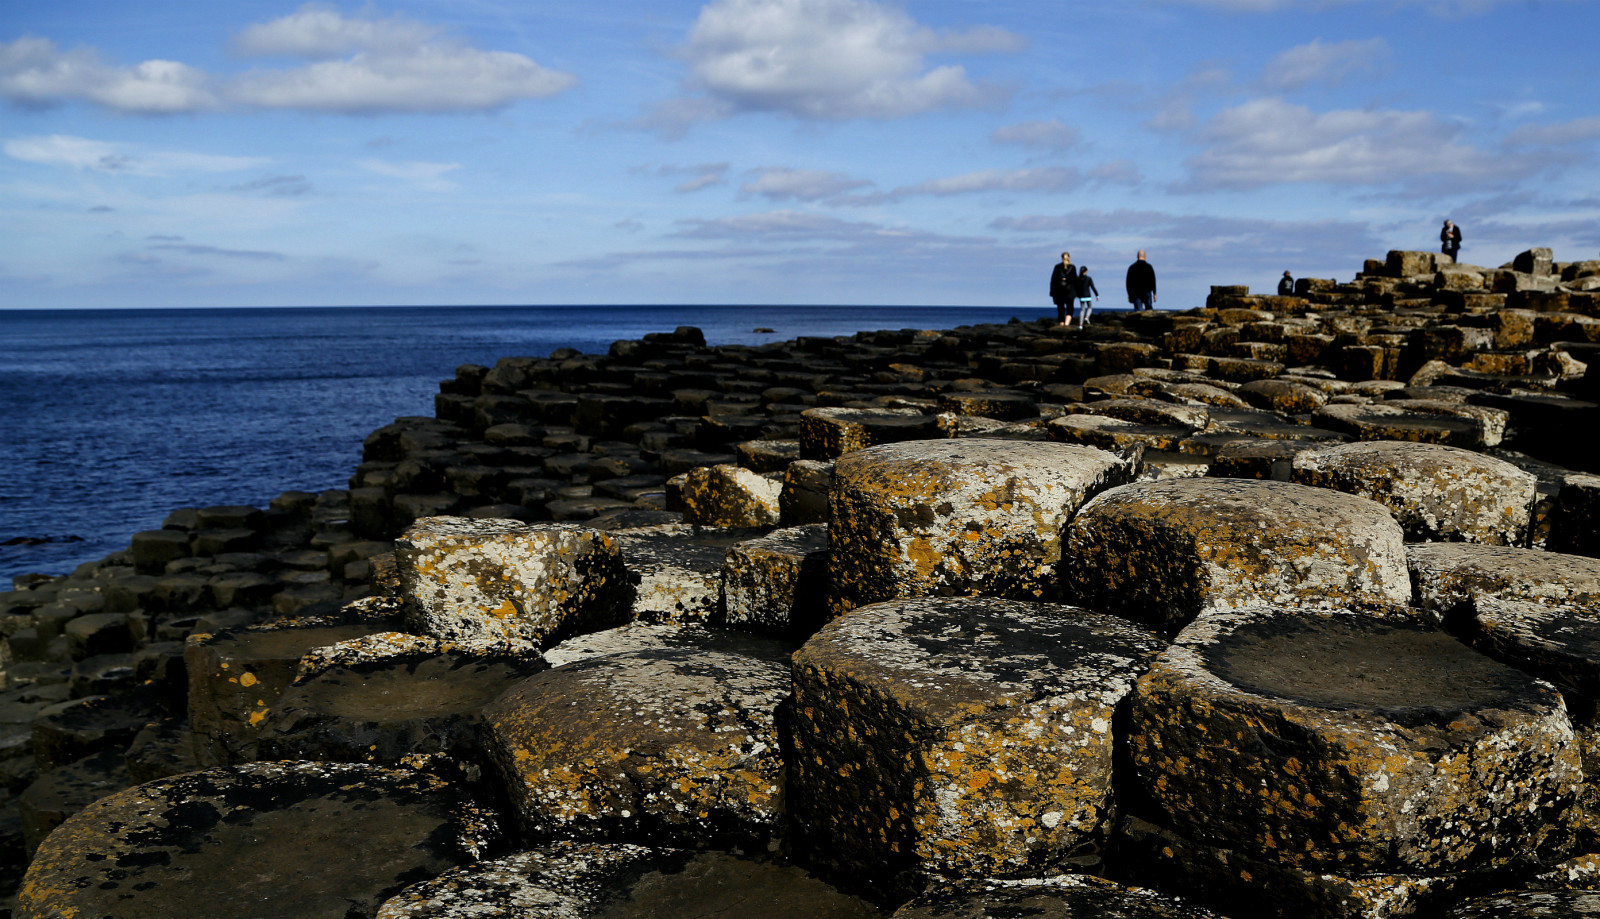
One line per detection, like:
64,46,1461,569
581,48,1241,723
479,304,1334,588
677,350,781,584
0,304,1032,580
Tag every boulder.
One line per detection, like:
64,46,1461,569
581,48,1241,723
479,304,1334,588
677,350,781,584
1128,607,1581,875
1292,441,1537,545
482,627,792,847
787,596,1164,898
17,762,498,919
395,517,632,646
1065,478,1411,632
828,439,1135,615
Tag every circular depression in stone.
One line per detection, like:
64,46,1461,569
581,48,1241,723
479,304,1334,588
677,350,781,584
1206,615,1540,721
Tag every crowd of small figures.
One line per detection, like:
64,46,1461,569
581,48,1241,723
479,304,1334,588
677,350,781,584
4,248,1600,919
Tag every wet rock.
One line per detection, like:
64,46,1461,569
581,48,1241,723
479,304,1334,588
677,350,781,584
257,632,546,771
723,523,829,637
680,464,782,527
828,439,1134,615
17,761,499,919
395,516,632,646
1065,479,1411,632
787,596,1164,898
1127,607,1581,875
376,841,881,919
892,874,1225,919
1292,440,1538,545
1408,542,1600,622
483,627,792,847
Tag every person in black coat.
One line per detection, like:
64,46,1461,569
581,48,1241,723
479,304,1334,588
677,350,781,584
1126,250,1157,311
1077,266,1099,326
1441,220,1462,263
1049,252,1078,326
1278,271,1294,296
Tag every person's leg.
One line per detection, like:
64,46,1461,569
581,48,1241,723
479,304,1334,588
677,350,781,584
1080,298,1093,325
1056,300,1067,325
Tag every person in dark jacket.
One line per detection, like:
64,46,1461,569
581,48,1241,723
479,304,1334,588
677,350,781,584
1049,252,1078,327
1441,220,1462,263
1077,266,1099,326
1126,250,1157,311
1278,271,1294,296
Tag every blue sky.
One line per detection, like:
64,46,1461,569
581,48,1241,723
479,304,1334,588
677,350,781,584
3,0,1597,309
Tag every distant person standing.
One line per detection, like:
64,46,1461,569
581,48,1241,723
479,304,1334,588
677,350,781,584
1126,250,1157,311
1278,271,1295,296
1050,252,1078,327
1441,220,1462,263
1077,266,1099,326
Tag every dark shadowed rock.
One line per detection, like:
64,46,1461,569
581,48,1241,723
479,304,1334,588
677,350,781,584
892,875,1224,919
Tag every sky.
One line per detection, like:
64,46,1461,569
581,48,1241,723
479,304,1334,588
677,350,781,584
2,0,1598,310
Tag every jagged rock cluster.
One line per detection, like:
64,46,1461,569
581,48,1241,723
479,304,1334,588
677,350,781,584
4,249,1600,918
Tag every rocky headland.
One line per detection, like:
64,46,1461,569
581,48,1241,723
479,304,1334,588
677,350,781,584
3,247,1600,919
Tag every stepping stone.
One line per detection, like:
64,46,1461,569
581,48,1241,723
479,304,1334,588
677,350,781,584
892,875,1225,919
1292,440,1538,545
1313,403,1487,446
376,841,881,919
828,439,1135,615
1047,414,1188,453
1384,398,1509,448
395,517,632,646
1208,439,1309,481
18,762,498,919
1128,607,1580,876
734,438,801,473
1408,542,1600,622
1203,405,1349,442
799,407,945,460
723,523,830,637
787,596,1164,898
257,632,547,770
1066,478,1411,632
1060,398,1210,429
679,464,782,527
938,390,1040,420
613,525,768,624
186,602,405,765
483,627,792,847
1236,378,1329,414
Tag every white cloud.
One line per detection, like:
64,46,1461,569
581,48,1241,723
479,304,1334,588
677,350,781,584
232,4,440,58
358,158,461,190
0,37,218,114
991,119,1080,151
893,167,1083,197
229,45,574,113
4,134,268,175
1183,98,1513,189
741,167,873,201
1507,116,1600,147
653,162,730,192
1260,38,1390,90
672,0,1014,122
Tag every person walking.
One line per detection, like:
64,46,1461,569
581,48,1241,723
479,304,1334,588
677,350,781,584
1077,266,1099,327
1049,252,1078,327
1441,220,1462,263
1126,250,1157,311
1278,271,1295,296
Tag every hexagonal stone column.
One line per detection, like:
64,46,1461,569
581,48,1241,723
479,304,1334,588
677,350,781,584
1065,479,1411,632
395,517,632,646
680,464,782,527
828,439,1135,615
18,762,498,919
1408,543,1600,622
1127,607,1581,876
482,628,792,848
723,523,830,637
786,596,1164,898
1293,441,1537,545
800,407,945,460
377,841,881,919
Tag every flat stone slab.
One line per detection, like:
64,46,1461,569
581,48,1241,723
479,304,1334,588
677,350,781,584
1292,440,1537,545
892,875,1225,919
377,841,881,919
257,633,548,770
18,762,499,919
1065,478,1411,632
787,596,1164,897
1313,403,1488,446
828,439,1134,614
482,627,792,847
1408,542,1600,621
395,517,632,646
1047,414,1191,452
1128,607,1581,875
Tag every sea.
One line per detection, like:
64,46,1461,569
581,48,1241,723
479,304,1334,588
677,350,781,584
0,303,1041,582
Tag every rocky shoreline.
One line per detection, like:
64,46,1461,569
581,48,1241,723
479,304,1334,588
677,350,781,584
3,247,1600,918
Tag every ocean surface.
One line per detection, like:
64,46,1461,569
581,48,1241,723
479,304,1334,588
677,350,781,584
0,303,1038,581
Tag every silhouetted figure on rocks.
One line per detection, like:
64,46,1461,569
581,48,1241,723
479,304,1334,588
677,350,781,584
1278,271,1295,296
1050,252,1078,327
1441,220,1462,263
1077,266,1099,326
1126,250,1157,311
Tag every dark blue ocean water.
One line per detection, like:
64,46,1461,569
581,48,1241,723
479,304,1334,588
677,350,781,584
0,304,1030,580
